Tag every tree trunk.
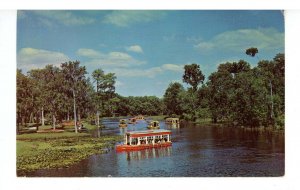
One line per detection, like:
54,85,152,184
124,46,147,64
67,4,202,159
78,109,81,121
16,112,20,134
213,117,217,123
97,111,101,138
41,107,45,126
21,116,25,126
29,112,34,123
73,89,78,133
96,111,100,128
52,114,56,130
270,80,274,119
67,110,70,121
97,126,101,138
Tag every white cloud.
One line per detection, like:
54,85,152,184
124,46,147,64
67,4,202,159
194,42,214,51
17,48,70,72
108,67,163,78
109,52,132,61
77,48,184,78
106,64,183,78
103,11,166,27
125,45,143,53
32,11,95,26
77,48,102,58
161,64,183,72
77,48,146,68
194,28,284,52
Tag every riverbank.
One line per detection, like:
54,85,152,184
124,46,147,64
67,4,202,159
17,123,122,176
191,118,284,133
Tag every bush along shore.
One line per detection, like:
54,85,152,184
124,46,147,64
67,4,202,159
17,124,122,176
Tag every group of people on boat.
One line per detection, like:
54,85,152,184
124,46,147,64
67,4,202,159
130,136,168,145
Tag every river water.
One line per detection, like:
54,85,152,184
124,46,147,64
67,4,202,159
25,118,284,177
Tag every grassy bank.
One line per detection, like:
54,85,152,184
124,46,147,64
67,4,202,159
17,124,122,175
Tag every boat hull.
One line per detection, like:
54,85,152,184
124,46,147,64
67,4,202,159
116,142,172,152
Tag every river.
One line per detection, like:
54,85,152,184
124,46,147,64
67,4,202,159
25,118,284,177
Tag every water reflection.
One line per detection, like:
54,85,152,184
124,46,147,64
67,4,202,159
125,147,172,161
165,123,180,129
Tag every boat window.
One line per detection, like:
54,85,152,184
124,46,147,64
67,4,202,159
131,137,138,145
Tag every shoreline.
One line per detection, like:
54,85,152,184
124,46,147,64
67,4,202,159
17,124,122,176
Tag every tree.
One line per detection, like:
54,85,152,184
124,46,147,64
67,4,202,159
61,61,87,133
246,49,285,127
92,69,117,118
245,47,258,57
207,70,233,123
92,69,105,93
183,63,205,92
100,72,117,116
29,68,51,126
206,60,251,123
230,70,269,127
17,69,34,131
163,82,185,116
92,69,104,127
256,54,285,127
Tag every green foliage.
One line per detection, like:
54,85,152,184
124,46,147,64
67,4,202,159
183,63,205,91
17,51,284,130
161,52,284,128
115,95,164,116
245,47,259,57
206,53,284,127
17,69,34,126
275,114,285,130
17,134,122,172
92,68,117,117
163,82,185,116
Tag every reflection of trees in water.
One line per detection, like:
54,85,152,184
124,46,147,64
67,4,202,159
165,123,180,129
210,126,284,153
126,147,172,161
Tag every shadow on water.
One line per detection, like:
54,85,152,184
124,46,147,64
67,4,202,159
23,118,284,177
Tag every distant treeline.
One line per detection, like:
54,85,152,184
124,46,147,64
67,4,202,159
17,50,284,130
163,51,284,128
17,61,164,132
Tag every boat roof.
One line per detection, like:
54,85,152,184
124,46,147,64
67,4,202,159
126,129,171,136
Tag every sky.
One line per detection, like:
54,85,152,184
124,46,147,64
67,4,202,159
17,10,284,97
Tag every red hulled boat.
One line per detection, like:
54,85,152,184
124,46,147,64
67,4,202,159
116,129,172,152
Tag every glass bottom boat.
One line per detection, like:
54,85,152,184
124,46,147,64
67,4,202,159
116,129,172,152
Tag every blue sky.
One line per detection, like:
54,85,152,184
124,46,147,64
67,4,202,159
17,10,284,97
